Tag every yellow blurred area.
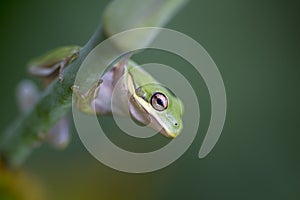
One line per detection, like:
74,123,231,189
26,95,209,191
0,162,45,200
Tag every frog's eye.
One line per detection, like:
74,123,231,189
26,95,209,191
151,92,168,111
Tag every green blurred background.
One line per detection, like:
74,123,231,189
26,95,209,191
0,0,299,199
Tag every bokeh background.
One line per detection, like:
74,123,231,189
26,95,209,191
0,0,299,199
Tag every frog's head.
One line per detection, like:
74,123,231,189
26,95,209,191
129,82,184,138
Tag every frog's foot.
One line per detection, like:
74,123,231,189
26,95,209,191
71,79,102,114
58,72,64,82
58,62,66,82
58,51,80,82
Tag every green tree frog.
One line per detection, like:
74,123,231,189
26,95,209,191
24,45,183,141
72,57,184,138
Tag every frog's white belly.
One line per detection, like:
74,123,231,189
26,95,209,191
92,66,129,116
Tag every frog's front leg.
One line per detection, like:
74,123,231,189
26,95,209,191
72,56,131,115
71,79,103,114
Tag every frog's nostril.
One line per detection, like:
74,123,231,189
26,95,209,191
174,122,178,126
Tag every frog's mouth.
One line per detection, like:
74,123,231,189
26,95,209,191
160,128,177,138
147,115,178,138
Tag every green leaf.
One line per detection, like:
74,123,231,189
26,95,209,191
103,0,188,50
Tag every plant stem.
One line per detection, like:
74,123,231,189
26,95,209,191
0,25,105,167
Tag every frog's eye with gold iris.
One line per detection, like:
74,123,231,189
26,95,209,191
150,92,168,111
